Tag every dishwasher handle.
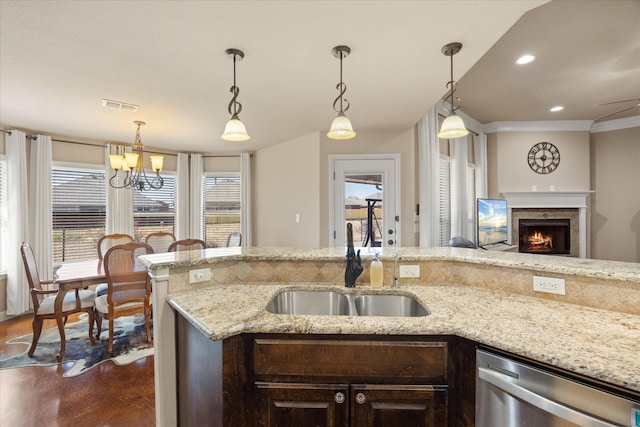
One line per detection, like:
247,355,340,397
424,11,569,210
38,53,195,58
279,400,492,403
478,366,618,427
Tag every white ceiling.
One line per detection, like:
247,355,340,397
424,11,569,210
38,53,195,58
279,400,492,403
2,0,637,155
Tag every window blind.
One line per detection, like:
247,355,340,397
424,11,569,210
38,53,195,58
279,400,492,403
202,174,241,247
133,173,176,241
438,157,451,247
52,166,106,262
0,157,7,273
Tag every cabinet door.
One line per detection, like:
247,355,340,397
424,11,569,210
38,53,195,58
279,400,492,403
351,384,448,427
255,382,349,427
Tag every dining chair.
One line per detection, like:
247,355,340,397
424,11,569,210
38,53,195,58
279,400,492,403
20,242,96,357
145,231,176,253
95,233,135,297
168,238,207,252
95,242,154,355
226,232,242,247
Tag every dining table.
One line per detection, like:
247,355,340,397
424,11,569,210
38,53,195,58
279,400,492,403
53,259,105,361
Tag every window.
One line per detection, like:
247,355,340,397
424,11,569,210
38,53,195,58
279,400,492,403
133,173,176,242
438,155,451,247
0,156,7,273
52,165,106,262
202,174,241,247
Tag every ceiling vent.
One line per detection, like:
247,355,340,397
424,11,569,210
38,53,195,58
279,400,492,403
101,99,139,112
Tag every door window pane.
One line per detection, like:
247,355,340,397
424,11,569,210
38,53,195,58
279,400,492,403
133,174,176,242
345,174,382,247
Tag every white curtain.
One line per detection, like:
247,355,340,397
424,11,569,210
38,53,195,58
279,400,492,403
475,132,488,200
418,107,441,247
6,130,30,315
29,135,53,282
450,137,469,239
240,152,252,247
105,144,133,236
175,153,190,240
189,153,203,239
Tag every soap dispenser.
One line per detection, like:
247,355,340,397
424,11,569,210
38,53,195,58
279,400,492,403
370,253,383,288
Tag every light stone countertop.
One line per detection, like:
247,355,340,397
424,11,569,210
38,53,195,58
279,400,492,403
167,283,640,394
141,246,640,283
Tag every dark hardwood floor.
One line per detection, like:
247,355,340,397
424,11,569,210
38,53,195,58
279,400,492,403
0,314,155,427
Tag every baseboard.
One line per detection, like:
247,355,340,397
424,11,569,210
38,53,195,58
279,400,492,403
0,310,16,323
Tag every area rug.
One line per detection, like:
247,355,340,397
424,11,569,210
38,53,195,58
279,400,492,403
0,314,153,377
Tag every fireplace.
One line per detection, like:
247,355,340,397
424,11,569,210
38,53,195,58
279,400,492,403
519,218,570,255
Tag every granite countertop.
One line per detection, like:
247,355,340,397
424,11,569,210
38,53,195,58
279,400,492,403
167,283,640,394
140,246,640,283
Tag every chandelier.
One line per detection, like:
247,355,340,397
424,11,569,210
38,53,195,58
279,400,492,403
437,42,469,139
108,120,164,191
221,48,250,141
327,45,356,140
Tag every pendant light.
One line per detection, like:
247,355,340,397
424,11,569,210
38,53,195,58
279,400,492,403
327,45,356,140
221,48,250,141
437,42,469,139
108,121,164,191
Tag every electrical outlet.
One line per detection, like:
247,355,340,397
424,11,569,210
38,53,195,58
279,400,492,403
533,275,565,295
189,268,212,284
399,265,420,278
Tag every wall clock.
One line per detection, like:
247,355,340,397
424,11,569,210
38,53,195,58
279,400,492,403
527,142,560,174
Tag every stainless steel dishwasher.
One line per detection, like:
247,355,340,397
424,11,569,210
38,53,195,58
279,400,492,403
476,348,640,427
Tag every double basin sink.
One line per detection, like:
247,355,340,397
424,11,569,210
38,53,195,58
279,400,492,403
266,290,428,317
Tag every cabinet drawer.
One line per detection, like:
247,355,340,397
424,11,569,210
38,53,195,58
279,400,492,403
253,337,448,382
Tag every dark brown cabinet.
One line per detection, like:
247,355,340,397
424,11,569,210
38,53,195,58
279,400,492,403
254,382,448,427
175,313,476,426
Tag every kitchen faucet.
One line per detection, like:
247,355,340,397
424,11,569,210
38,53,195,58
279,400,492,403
344,223,363,287
392,251,401,289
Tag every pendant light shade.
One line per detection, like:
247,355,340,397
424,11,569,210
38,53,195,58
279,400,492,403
327,45,356,140
221,48,250,141
328,113,356,140
438,42,469,139
437,113,469,139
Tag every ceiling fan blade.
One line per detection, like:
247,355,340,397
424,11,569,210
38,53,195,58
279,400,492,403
595,104,640,121
596,98,640,106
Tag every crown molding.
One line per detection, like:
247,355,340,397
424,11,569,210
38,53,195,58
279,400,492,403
480,116,640,134
481,120,593,133
590,115,640,133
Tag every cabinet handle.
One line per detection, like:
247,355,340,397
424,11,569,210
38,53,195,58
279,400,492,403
334,392,345,404
355,392,366,404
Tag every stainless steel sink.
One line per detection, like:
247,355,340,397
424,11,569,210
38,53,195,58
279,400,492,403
354,294,428,317
265,290,428,317
265,290,351,315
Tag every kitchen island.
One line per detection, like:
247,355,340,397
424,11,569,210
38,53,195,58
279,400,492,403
139,247,640,426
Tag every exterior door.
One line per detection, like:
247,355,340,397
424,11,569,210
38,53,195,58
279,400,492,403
330,155,400,248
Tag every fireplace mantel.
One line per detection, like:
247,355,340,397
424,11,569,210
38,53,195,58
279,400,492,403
503,191,593,258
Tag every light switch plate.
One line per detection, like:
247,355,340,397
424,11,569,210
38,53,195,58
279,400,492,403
189,268,212,284
399,265,420,278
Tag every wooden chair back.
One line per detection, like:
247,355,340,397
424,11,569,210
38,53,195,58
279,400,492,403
20,242,47,309
168,238,207,252
98,233,135,260
145,231,176,254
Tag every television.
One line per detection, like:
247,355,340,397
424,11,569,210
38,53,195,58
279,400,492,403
476,198,508,248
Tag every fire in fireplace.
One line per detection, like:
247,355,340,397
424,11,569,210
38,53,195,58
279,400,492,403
519,219,570,255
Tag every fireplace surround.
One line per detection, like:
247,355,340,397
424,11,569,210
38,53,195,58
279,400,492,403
503,191,592,258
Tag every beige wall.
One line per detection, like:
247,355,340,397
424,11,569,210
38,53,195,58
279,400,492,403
492,131,590,193
253,132,321,247
590,126,640,262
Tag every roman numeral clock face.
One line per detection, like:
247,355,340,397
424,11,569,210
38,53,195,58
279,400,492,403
527,142,560,174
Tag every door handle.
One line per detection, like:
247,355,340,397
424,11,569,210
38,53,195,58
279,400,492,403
478,367,617,427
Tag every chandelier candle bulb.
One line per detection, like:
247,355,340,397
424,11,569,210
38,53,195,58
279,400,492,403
150,155,164,172
109,155,123,170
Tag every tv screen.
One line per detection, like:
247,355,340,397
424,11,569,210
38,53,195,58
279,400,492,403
477,198,508,248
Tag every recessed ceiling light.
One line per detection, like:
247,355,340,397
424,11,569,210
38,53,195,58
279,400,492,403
550,106,564,112
516,54,535,65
